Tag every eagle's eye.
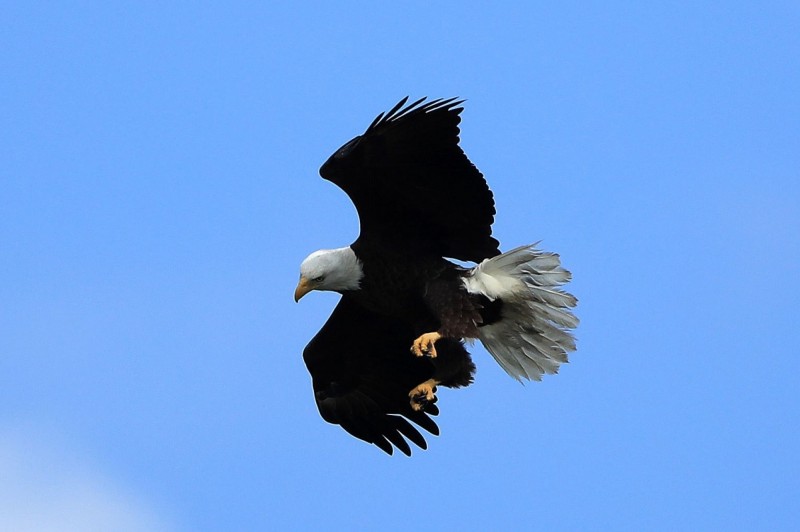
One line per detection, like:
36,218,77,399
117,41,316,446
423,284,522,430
312,276,325,283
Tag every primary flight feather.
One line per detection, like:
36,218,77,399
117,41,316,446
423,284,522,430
296,97,578,455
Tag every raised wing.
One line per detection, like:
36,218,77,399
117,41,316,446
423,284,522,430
302,295,440,455
319,97,500,263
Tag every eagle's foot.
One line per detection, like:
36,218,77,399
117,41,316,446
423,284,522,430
409,379,439,412
410,331,442,358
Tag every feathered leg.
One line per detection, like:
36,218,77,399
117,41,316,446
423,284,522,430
407,337,476,411
413,272,483,359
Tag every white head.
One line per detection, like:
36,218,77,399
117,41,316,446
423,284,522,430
294,247,364,301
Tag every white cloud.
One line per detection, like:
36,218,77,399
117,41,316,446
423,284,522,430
0,427,173,532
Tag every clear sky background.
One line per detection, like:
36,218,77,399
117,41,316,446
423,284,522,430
2,3,798,531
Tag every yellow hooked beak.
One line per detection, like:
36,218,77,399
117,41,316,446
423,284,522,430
294,276,315,302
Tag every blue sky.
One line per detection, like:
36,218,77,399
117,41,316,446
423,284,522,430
2,2,798,531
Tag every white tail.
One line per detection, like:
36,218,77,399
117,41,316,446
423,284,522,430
462,244,579,382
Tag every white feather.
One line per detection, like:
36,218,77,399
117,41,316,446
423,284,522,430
299,247,363,291
462,244,579,382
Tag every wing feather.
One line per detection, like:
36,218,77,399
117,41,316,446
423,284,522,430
302,295,440,455
319,97,500,262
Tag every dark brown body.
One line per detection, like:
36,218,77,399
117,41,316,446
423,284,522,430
347,240,503,389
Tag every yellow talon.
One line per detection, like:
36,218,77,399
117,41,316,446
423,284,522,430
411,332,442,358
409,379,439,411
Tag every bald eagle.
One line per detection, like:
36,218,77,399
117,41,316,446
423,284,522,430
295,97,578,455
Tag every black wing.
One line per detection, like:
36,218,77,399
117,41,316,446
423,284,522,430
319,97,500,263
302,295,441,456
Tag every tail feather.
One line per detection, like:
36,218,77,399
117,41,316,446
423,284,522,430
526,300,579,329
462,244,579,382
526,284,577,309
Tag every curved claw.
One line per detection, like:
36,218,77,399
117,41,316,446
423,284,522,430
409,379,439,411
410,332,442,358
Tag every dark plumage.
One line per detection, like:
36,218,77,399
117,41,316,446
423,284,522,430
296,97,579,455
302,296,474,456
321,97,500,263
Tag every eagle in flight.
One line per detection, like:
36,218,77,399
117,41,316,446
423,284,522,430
295,97,578,455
